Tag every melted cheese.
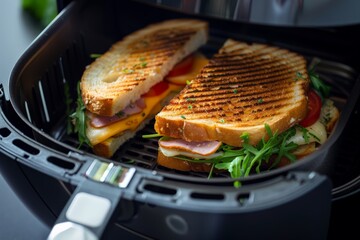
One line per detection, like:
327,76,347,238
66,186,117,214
159,146,223,159
287,120,327,146
87,53,208,146
87,83,182,145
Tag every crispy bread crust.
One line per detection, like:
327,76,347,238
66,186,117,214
92,118,151,158
157,150,213,172
155,39,310,147
81,19,208,116
92,133,131,158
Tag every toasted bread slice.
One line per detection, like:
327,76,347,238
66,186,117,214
157,150,214,172
155,39,310,147
81,19,208,116
92,118,152,158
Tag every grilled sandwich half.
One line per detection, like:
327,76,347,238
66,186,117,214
81,19,208,116
154,39,312,172
78,19,209,157
155,39,310,146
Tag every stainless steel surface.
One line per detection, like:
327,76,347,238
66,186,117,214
136,0,360,26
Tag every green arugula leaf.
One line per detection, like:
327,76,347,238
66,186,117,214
142,133,163,138
216,156,244,178
233,180,242,188
144,123,301,179
172,124,300,179
69,82,91,148
308,66,331,99
270,128,297,168
90,53,102,59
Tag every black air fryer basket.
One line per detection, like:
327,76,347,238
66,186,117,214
1,0,360,239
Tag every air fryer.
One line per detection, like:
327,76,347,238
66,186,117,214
0,0,359,239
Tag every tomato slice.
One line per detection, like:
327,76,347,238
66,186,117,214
142,81,169,97
166,54,195,77
299,89,322,127
142,54,195,97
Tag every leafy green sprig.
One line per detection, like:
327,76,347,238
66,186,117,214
213,125,298,178
161,124,298,179
90,53,102,59
308,66,331,100
69,82,91,148
142,133,162,138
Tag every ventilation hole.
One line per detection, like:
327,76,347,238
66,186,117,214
47,156,75,170
151,141,159,147
143,155,155,161
12,139,40,155
121,158,136,164
237,192,250,205
126,151,140,157
143,184,177,196
190,192,225,200
147,148,158,154
136,162,152,169
130,142,145,149
120,158,151,168
0,127,11,137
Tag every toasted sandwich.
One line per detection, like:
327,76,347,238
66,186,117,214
75,19,209,157
153,39,339,177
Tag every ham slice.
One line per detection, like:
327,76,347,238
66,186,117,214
89,98,146,128
159,138,221,156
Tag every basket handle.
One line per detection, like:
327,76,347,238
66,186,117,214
47,162,136,240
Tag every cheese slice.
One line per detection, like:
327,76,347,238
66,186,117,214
159,146,223,159
287,120,327,146
86,83,182,146
86,53,208,146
